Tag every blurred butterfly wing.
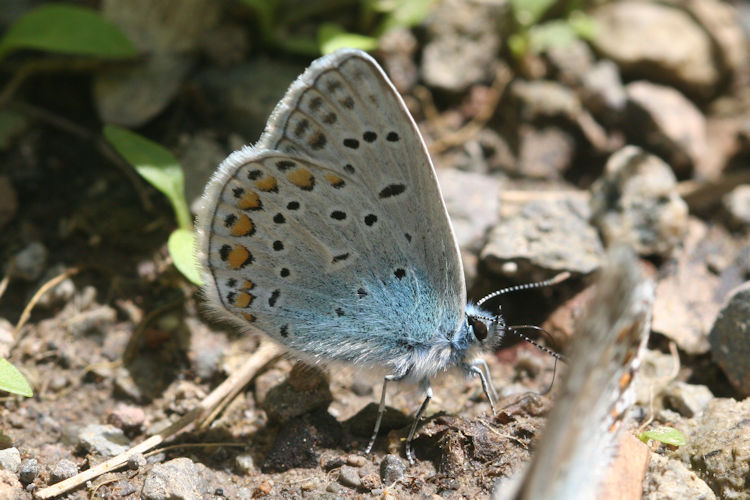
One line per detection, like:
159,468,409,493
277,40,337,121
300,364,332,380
258,49,466,324
508,246,653,500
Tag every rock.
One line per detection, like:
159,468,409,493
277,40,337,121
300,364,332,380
77,424,130,457
95,0,222,127
49,459,77,484
262,411,343,472
545,39,595,86
650,219,723,355
12,242,47,281
107,404,146,434
235,454,255,475
0,448,20,473
590,2,719,98
420,0,506,92
0,470,22,499
676,398,750,498
581,60,627,122
437,168,501,251
380,454,406,485
338,465,362,488
19,458,38,485
663,382,713,418
723,184,750,229
590,146,688,258
709,282,750,396
34,264,76,308
66,305,117,337
127,453,147,470
516,125,576,179
684,0,749,86
482,196,603,279
625,81,707,177
141,457,212,500
197,58,308,140
644,453,716,500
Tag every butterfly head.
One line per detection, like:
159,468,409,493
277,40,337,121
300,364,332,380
462,302,506,354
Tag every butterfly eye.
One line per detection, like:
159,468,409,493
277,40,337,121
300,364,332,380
469,317,488,341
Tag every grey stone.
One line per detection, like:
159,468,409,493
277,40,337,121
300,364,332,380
590,146,688,258
644,453,715,500
482,196,604,278
49,459,78,484
66,305,117,337
625,81,707,176
420,0,506,92
141,457,211,500
127,453,147,470
19,458,38,485
516,125,576,179
582,60,627,120
591,2,719,98
77,424,130,457
723,184,750,229
380,454,406,485
676,398,750,499
12,242,47,281
545,38,595,85
709,282,750,396
235,454,255,475
0,448,20,473
663,382,713,418
437,168,501,252
338,465,362,488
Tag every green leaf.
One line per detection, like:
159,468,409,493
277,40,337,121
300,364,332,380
104,125,192,231
527,19,577,54
377,0,436,34
0,359,32,397
168,229,203,286
0,4,137,60
510,0,557,27
318,23,378,55
568,11,597,41
639,427,687,447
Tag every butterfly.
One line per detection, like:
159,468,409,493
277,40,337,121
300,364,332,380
494,245,654,500
197,49,514,463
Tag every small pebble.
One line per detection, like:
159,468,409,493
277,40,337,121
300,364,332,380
346,454,368,467
380,454,406,485
50,459,77,483
12,242,48,281
127,453,146,470
235,454,255,475
360,473,380,490
338,465,362,488
19,458,38,484
0,448,21,472
326,482,340,493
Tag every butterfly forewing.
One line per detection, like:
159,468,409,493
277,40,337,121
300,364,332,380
198,50,465,369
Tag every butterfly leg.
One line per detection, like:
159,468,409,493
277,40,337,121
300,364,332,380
468,360,497,414
365,373,405,454
404,380,432,465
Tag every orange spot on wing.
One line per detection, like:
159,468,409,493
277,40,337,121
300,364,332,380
237,191,261,210
229,213,255,237
255,175,278,192
241,313,256,322
325,173,345,188
618,372,632,390
242,280,254,290
234,292,255,308
227,245,252,269
287,168,315,190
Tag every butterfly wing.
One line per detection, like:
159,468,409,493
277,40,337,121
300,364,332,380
198,50,465,374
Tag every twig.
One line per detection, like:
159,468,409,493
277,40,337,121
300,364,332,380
13,267,80,337
35,341,279,499
427,65,512,155
0,259,14,301
10,101,153,212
